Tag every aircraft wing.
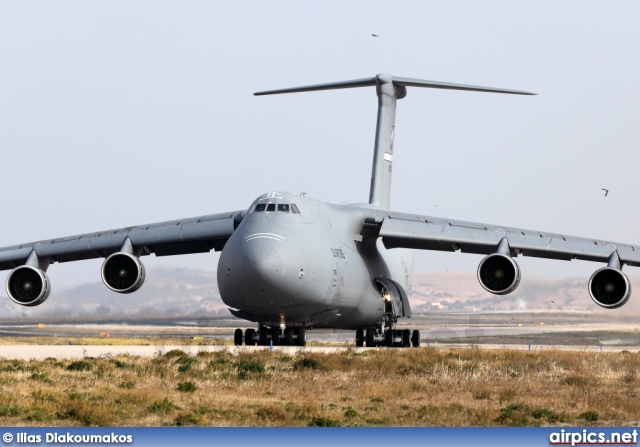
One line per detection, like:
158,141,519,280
0,210,245,271
377,211,640,267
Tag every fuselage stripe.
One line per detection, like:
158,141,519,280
245,233,285,240
245,235,285,242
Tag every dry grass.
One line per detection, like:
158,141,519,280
0,337,223,346
0,347,639,426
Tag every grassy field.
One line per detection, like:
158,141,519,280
0,346,639,427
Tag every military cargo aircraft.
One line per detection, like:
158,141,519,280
1,74,637,348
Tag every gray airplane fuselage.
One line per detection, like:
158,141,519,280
217,192,413,329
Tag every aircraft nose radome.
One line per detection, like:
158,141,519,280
241,245,285,283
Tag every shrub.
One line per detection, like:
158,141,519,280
110,359,132,369
495,403,531,426
175,412,199,426
164,349,188,358
0,405,21,417
236,360,265,373
308,416,339,427
532,408,564,423
148,397,176,414
177,357,198,373
177,381,197,393
579,411,599,422
344,407,358,418
29,373,51,383
67,361,92,372
294,357,318,370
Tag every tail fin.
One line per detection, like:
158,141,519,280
255,74,535,209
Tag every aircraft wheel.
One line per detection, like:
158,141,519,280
271,326,280,346
284,327,295,346
411,330,421,348
259,326,269,346
245,328,256,346
296,327,307,346
402,329,411,348
365,329,376,347
384,329,394,347
355,328,364,347
233,328,243,346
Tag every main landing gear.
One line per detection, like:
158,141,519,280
234,324,307,346
355,327,420,348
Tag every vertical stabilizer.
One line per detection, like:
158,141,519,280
369,74,405,209
255,75,534,210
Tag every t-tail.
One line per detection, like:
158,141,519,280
255,74,535,209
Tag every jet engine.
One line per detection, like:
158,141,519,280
477,253,521,295
101,252,146,294
5,266,51,306
588,267,631,309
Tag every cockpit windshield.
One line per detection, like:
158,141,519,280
252,202,300,213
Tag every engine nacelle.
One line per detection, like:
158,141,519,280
477,253,521,295
5,266,51,306
589,267,631,309
101,252,146,294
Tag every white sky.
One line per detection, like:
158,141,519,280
1,1,640,291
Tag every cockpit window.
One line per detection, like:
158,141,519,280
252,202,300,214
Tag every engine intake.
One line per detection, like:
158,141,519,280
5,266,51,306
101,252,145,294
477,253,521,295
589,267,631,309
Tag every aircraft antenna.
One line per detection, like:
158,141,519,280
255,74,535,209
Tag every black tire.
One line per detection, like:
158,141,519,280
402,329,411,348
385,329,394,347
411,330,421,348
284,327,295,346
245,328,256,346
296,327,307,346
366,329,376,347
259,326,269,346
233,328,243,346
271,326,280,346
355,328,364,347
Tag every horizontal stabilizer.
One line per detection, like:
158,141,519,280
254,77,376,96
254,74,536,96
391,76,536,95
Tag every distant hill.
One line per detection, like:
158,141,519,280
409,271,640,315
0,267,228,319
0,267,638,319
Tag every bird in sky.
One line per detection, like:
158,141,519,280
602,188,609,197
371,34,379,37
